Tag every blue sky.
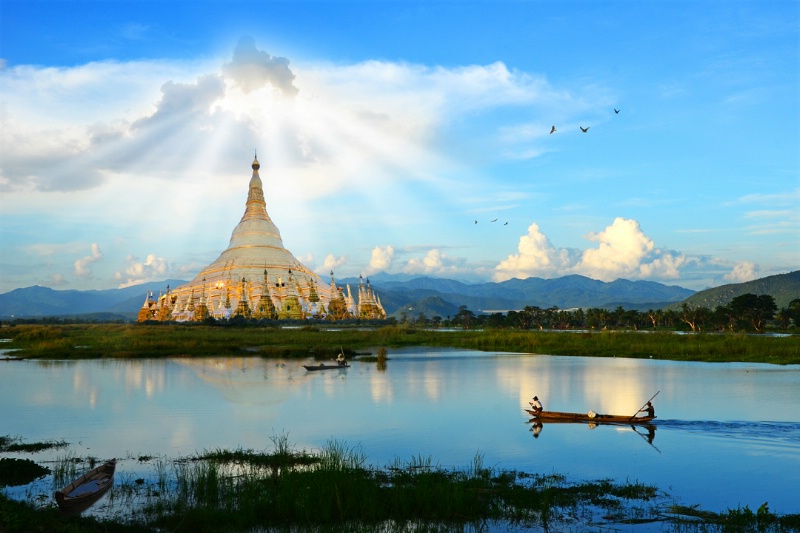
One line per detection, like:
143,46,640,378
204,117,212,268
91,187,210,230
1,0,798,294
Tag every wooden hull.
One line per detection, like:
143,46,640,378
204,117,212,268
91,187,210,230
304,364,350,371
55,459,116,511
525,409,656,424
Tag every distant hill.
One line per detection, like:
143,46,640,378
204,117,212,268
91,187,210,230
667,270,800,310
0,280,188,320
1,274,697,321
339,274,695,319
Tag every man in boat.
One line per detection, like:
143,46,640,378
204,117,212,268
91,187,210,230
530,396,543,413
638,401,655,418
336,351,347,366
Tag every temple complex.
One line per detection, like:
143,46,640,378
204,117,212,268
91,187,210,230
138,155,385,322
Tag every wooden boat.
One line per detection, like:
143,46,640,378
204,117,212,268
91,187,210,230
55,459,116,511
303,363,350,371
525,409,656,425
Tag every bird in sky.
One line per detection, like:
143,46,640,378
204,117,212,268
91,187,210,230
504,222,508,225
614,108,620,114
491,219,498,222
550,125,556,134
474,220,478,224
580,126,590,133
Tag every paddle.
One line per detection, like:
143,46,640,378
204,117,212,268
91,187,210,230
629,391,660,421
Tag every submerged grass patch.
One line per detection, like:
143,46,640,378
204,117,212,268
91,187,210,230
0,435,68,454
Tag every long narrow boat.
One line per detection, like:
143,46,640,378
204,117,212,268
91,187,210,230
55,459,116,511
303,363,350,371
525,409,656,424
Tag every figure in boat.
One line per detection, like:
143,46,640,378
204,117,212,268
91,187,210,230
638,401,655,418
530,396,543,413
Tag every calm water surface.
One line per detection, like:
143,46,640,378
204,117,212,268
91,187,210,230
2,348,799,516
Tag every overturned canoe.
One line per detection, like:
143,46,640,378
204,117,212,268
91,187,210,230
525,409,656,424
55,459,116,511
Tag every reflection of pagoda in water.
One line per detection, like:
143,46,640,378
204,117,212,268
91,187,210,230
138,155,385,322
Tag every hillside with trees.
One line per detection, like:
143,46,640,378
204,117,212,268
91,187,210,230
671,270,799,310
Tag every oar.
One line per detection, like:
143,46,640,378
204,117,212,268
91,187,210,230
629,391,660,421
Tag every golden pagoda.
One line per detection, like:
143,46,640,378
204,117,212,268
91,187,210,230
138,154,385,322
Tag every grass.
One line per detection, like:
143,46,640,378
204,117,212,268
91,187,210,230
2,324,798,364
0,458,50,488
2,437,799,532
0,435,68,454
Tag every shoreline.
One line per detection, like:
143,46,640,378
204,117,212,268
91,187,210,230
1,323,798,365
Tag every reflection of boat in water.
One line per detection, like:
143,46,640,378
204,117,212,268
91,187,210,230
55,459,116,512
526,417,658,445
303,363,350,371
524,409,656,425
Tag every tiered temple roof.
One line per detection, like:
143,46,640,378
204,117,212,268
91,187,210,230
138,155,385,322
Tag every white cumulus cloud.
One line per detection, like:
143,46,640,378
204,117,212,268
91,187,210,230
493,223,576,280
74,243,103,277
574,217,655,281
366,246,395,274
115,253,169,288
319,253,348,274
403,248,460,275
724,261,759,283
494,218,687,283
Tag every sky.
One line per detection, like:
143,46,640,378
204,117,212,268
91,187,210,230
0,0,798,294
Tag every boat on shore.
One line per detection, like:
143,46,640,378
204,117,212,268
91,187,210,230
55,459,116,512
303,363,350,371
525,409,656,425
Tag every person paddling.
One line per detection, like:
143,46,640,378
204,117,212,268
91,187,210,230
638,401,655,418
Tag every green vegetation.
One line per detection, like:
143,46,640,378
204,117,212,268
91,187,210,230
0,458,50,488
1,322,798,364
0,435,68,454
2,439,798,532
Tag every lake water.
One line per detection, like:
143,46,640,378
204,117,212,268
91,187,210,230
2,347,799,518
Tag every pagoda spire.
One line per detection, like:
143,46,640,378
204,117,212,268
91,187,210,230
241,153,266,221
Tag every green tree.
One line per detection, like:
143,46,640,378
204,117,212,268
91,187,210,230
679,303,711,332
453,305,475,330
787,299,800,325
729,293,777,333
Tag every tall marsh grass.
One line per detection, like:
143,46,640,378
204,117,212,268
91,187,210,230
3,440,799,532
4,323,798,364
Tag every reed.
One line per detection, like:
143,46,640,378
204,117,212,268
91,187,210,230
50,453,82,489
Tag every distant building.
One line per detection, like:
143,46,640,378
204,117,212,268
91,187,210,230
138,155,385,322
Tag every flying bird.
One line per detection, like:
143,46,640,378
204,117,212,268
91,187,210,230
491,219,498,222
580,126,590,133
474,220,478,224
549,125,556,134
614,108,620,114
504,222,508,225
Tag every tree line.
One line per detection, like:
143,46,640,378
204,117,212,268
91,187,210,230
4,293,797,334
405,294,799,334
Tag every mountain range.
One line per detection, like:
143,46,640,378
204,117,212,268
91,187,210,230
350,274,695,320
1,271,796,322
0,275,694,321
